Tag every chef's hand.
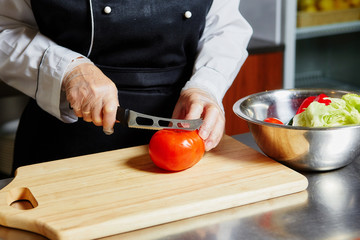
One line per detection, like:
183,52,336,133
62,63,119,135
172,88,225,151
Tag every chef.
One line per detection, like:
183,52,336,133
0,0,252,173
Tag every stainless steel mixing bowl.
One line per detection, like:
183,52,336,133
233,89,360,171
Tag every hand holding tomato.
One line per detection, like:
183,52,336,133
149,130,205,171
171,88,225,151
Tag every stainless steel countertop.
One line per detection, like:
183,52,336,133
1,133,360,240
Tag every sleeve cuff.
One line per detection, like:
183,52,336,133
36,45,82,123
182,67,227,110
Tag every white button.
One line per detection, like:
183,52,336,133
184,11,192,19
104,6,112,14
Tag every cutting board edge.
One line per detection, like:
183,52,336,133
0,186,309,240
48,175,309,240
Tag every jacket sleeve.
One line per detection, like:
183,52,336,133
183,0,253,108
0,0,81,123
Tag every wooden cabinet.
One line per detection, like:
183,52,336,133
222,51,283,135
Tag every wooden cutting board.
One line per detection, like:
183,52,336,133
0,135,308,240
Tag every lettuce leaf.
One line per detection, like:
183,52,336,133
293,93,360,127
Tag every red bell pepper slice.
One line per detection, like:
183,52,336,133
314,93,331,105
296,96,316,114
296,94,331,115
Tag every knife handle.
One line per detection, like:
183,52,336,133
116,106,130,127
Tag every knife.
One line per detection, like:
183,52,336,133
116,106,203,131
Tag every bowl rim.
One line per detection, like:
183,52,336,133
233,88,360,131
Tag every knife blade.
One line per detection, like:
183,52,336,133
116,106,203,131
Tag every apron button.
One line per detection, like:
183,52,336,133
104,6,112,14
184,11,192,19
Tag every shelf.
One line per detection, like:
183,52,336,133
296,21,360,40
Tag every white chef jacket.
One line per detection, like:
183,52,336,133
0,0,252,123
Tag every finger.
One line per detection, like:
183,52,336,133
66,84,82,117
102,101,118,135
204,115,225,151
83,94,100,122
92,103,103,126
171,102,185,119
81,102,92,122
68,99,82,118
198,105,219,141
72,107,83,118
82,111,92,122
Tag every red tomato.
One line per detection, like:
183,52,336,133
149,129,205,171
264,118,283,124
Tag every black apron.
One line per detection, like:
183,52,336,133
12,0,213,173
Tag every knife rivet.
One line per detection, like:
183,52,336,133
104,6,112,14
184,11,192,19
